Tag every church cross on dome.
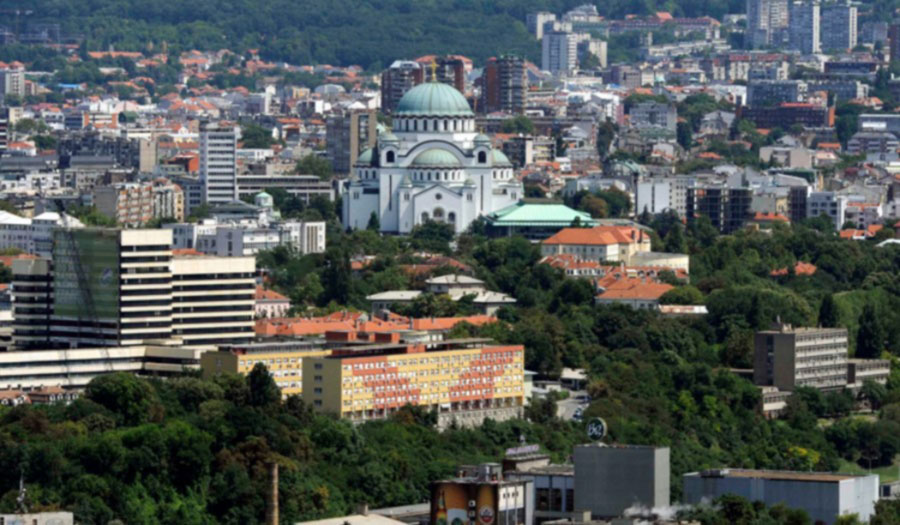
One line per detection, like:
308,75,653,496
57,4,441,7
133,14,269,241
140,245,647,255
430,59,438,82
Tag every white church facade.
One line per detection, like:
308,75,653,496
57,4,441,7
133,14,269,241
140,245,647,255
342,81,522,234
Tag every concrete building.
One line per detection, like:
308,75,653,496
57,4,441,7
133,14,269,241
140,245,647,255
92,182,154,227
821,2,858,52
807,191,848,230
747,0,789,47
201,340,331,397
481,55,527,114
11,228,255,349
505,462,576,522
255,286,291,318
635,181,672,215
747,80,806,107
199,121,239,205
788,1,820,54
629,102,677,132
0,345,203,391
683,469,879,525
326,108,377,174
166,217,326,256
527,11,557,40
753,325,849,391
847,130,900,156
431,464,533,525
381,61,424,114
0,61,25,99
0,512,73,525
542,31,578,76
302,338,525,428
686,186,753,234
0,210,83,257
0,107,8,155
574,444,670,519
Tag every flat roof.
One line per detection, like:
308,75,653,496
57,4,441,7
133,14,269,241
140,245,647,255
689,469,868,482
323,338,501,358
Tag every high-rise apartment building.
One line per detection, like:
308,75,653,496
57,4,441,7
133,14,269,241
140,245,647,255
821,2,858,52
325,109,377,174
747,0,789,47
93,182,154,227
199,121,239,205
527,11,557,40
423,56,467,94
381,60,424,114
480,55,527,114
889,24,900,61
753,325,849,391
11,228,255,349
686,186,753,233
303,338,524,427
789,1,820,54
542,31,577,76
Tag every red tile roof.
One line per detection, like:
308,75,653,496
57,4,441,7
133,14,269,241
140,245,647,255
543,226,648,246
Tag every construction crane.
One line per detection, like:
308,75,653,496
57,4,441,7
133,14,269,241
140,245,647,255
0,9,33,43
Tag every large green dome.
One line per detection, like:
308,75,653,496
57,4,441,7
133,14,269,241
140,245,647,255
411,149,461,167
396,82,473,116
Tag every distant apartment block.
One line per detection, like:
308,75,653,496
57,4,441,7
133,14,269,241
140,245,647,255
629,102,677,132
381,60,424,114
753,325,848,391
542,31,578,75
821,2,858,52
199,121,239,205
788,1,820,54
481,55,527,114
747,80,807,107
686,186,752,234
326,108,377,174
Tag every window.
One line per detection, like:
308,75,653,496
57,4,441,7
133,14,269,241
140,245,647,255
448,212,456,223
421,212,429,222
435,193,442,200
404,193,410,201
536,488,550,511
314,388,323,394
433,208,445,221
478,151,487,163
386,151,395,163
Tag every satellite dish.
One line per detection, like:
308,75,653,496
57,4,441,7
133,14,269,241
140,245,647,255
586,417,607,441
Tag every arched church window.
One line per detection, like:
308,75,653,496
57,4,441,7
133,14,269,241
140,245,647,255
478,151,487,164
386,151,395,163
433,208,445,221
421,212,429,222
448,212,456,223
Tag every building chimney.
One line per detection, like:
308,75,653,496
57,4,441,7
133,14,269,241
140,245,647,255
356,503,369,516
266,462,279,525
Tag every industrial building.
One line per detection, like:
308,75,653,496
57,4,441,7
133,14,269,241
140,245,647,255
302,337,525,428
431,463,533,525
683,469,879,525
573,444,670,519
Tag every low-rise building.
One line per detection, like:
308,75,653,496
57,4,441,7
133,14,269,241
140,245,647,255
256,286,291,318
683,469,879,525
166,218,326,256
431,463,533,525
574,444,670,519
541,225,651,263
201,340,331,397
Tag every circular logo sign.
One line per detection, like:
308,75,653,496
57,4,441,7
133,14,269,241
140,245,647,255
586,417,607,441
479,506,494,525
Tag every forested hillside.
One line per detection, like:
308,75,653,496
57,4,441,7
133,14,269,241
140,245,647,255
16,0,745,69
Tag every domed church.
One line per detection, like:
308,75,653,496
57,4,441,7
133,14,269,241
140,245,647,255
342,81,522,234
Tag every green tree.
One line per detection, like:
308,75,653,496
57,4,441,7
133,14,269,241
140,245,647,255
500,115,535,134
664,224,688,254
659,285,704,305
819,293,840,328
296,155,333,181
85,373,160,426
247,363,281,407
321,246,351,305
366,211,380,231
241,123,276,149
856,303,885,358
676,121,692,149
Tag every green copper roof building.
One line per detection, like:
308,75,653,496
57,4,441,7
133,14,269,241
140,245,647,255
484,201,599,240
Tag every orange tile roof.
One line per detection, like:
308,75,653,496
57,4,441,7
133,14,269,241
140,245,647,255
770,261,817,276
255,286,289,302
543,225,648,246
596,279,673,300
753,212,789,222
0,254,38,267
255,312,496,337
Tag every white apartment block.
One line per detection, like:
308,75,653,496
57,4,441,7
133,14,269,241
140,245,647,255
165,218,326,256
635,181,672,216
200,122,239,205
753,326,849,391
0,211,84,257
807,191,848,230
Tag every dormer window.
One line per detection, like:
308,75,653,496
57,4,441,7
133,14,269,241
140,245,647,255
478,151,487,164
386,151,395,163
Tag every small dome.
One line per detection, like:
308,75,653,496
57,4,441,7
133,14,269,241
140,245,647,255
411,149,461,167
491,149,513,167
474,133,491,144
355,148,376,166
464,177,477,187
254,191,274,208
399,174,414,187
396,82,473,116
